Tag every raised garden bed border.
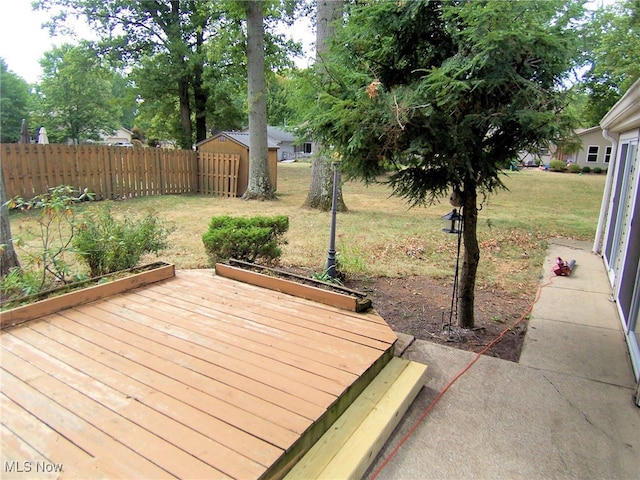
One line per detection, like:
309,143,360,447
215,260,372,312
0,262,175,330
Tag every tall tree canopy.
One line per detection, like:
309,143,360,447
580,0,640,126
35,0,300,149
0,59,31,143
305,0,585,328
35,43,121,144
35,0,223,148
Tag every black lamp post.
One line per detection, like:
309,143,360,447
325,159,341,279
442,208,464,328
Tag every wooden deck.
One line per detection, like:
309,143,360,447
0,270,397,479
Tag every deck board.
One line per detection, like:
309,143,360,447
1,270,397,479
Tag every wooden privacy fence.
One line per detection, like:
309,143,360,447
1,144,240,200
197,152,240,197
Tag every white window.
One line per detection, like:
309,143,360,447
604,146,612,163
586,145,599,162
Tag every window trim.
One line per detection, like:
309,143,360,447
586,145,599,163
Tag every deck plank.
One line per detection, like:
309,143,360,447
2,333,264,480
29,314,304,449
173,273,396,342
126,286,384,372
0,270,398,480
85,300,354,395
152,276,394,349
1,362,179,479
99,293,366,381
3,328,282,471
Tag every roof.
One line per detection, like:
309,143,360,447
575,126,602,136
240,126,297,144
600,78,640,133
196,131,278,149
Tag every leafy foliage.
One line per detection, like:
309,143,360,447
202,215,289,264
74,207,174,277
301,0,585,328
305,0,584,204
35,44,121,144
0,59,31,143
580,0,640,126
3,186,93,295
549,160,567,172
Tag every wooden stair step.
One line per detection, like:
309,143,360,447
285,357,428,480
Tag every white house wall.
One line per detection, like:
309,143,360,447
599,78,640,387
571,128,613,169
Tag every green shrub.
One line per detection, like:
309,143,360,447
582,166,591,173
202,215,289,265
567,164,582,173
5,185,93,292
74,207,174,277
593,167,602,174
548,160,566,172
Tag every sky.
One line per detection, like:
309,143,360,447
0,1,315,84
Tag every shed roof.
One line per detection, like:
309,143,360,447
196,131,278,150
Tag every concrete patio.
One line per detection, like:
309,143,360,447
366,239,640,479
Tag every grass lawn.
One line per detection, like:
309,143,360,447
8,162,606,296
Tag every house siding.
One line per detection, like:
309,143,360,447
598,79,640,394
567,127,613,169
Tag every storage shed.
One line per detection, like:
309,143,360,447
196,132,278,197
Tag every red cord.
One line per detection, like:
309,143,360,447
369,275,556,479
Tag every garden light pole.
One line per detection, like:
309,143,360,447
442,208,463,328
325,159,341,279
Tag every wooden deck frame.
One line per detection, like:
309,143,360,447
0,269,398,479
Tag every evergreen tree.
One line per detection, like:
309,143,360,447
305,0,585,328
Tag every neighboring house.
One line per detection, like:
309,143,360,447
102,127,133,145
564,126,613,169
518,146,555,167
241,126,314,161
594,78,640,404
195,131,278,197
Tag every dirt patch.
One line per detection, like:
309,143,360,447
345,276,535,362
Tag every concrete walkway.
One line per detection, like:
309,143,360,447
366,239,640,480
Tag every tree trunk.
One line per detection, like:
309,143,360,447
243,0,275,200
0,167,21,277
304,153,347,211
304,0,347,211
177,76,193,149
458,181,480,329
193,30,208,144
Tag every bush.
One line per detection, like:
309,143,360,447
593,167,603,174
567,164,582,173
74,207,174,277
548,160,566,172
5,185,93,292
582,166,591,173
202,215,289,265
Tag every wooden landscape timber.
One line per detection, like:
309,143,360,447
215,260,372,312
0,262,175,329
